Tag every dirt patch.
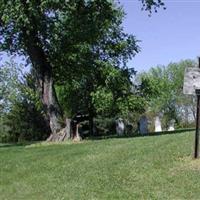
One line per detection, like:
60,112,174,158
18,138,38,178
169,156,200,176
179,156,200,171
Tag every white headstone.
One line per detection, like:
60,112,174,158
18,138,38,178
168,120,175,131
116,118,125,136
183,67,200,95
139,116,148,135
155,116,162,132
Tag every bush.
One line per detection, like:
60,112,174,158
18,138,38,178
2,99,50,143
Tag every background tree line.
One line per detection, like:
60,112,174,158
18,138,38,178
0,57,197,142
138,60,196,131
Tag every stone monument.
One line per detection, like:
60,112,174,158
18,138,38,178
139,115,148,135
168,119,175,131
116,118,125,136
154,116,162,132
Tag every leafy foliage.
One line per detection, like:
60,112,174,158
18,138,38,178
0,0,166,138
0,60,50,142
49,1,143,127
140,0,166,13
0,58,23,113
138,60,197,128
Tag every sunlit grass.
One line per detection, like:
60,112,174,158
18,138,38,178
0,131,199,199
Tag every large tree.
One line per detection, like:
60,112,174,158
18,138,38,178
0,0,122,136
0,0,164,140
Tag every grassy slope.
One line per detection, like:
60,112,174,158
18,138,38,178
1,132,200,200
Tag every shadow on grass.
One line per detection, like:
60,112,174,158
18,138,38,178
0,141,39,149
1,128,195,148
86,128,195,141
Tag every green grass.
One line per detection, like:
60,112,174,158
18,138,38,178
1,131,200,200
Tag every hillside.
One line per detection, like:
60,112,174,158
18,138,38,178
1,132,200,200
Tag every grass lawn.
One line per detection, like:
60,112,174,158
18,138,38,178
1,131,200,200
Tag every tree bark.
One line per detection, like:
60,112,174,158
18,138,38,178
23,31,65,140
71,119,82,141
20,0,70,141
89,115,98,136
88,103,96,136
72,123,82,141
89,114,94,136
46,118,72,142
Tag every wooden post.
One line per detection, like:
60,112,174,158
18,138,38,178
194,57,200,158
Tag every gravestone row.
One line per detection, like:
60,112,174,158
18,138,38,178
115,115,175,136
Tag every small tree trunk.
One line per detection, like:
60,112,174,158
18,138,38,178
89,115,94,136
74,124,82,141
72,123,82,141
65,118,72,139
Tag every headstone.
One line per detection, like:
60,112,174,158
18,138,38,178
116,118,125,136
139,116,148,135
183,67,200,95
168,120,175,131
155,116,162,132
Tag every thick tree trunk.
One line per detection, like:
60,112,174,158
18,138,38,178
21,1,71,141
43,73,63,134
23,31,67,141
47,118,72,142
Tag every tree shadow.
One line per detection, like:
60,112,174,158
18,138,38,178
86,128,195,141
0,128,195,147
0,141,38,149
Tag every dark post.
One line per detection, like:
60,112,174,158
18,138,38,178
194,57,200,158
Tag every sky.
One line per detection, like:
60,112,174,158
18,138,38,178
120,0,200,72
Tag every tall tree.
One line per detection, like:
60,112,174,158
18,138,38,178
0,0,123,137
0,0,164,140
55,3,140,135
